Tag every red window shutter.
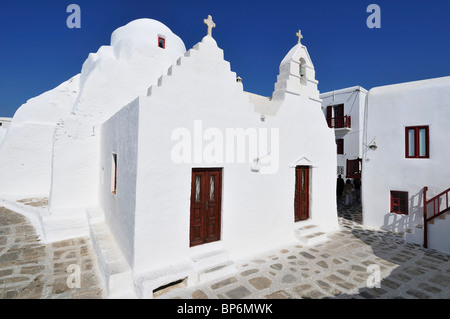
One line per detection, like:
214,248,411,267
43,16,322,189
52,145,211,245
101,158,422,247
390,191,408,215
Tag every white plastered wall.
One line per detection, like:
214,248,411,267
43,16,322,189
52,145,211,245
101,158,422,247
320,87,367,177
48,19,186,221
100,99,140,267
362,77,450,242
125,36,338,279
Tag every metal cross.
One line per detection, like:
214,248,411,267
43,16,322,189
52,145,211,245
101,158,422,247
204,15,216,37
296,30,303,44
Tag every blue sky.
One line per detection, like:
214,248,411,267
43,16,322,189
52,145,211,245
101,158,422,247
1,0,449,118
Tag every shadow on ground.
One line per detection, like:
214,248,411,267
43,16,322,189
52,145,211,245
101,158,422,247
336,200,450,299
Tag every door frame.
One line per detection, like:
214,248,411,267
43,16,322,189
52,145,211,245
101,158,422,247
189,167,223,247
294,165,310,222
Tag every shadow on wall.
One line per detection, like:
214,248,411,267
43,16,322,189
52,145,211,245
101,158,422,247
381,189,424,234
335,203,450,299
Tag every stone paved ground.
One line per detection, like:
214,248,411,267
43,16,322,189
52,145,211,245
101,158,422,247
156,202,450,299
0,207,103,299
1,201,450,299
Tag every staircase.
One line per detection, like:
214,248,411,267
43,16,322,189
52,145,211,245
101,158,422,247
190,249,236,283
87,208,137,298
135,247,236,299
423,186,450,253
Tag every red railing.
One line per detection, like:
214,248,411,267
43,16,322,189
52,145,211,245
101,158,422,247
423,186,450,248
327,116,351,129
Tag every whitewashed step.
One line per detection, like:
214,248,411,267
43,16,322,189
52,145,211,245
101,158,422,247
191,249,229,269
197,260,236,282
429,212,449,224
87,211,137,298
296,224,320,236
191,249,236,283
295,225,328,246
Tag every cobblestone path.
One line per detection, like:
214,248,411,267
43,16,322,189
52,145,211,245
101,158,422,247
0,207,103,299
1,202,450,299
157,203,450,299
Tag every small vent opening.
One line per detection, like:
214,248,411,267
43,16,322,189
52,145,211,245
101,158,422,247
153,277,188,298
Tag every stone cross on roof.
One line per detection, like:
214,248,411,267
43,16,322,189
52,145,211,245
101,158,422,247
296,30,303,44
204,15,216,37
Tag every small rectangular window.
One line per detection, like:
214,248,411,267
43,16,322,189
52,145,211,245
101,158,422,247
390,191,408,215
158,37,165,49
405,126,429,158
112,153,117,194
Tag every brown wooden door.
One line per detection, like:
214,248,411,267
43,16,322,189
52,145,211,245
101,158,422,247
294,166,310,222
334,104,344,118
190,168,222,247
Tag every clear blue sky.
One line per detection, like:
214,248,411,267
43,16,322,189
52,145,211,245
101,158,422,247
1,0,449,118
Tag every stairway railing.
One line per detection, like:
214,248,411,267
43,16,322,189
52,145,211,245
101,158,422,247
423,186,450,248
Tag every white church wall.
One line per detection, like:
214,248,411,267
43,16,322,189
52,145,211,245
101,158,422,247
0,75,79,196
127,35,338,278
362,77,450,242
48,19,187,217
100,99,140,267
0,118,11,145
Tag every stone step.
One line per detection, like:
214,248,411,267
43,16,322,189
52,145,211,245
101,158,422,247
295,224,328,246
191,249,236,283
197,260,236,283
429,213,448,224
297,231,328,246
191,249,229,269
87,210,137,298
295,224,320,237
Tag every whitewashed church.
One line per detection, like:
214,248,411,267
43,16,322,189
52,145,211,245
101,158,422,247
0,17,339,297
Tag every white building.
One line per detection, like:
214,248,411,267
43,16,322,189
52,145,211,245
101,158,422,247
320,87,367,180
362,76,450,255
0,18,338,298
0,117,12,144
0,117,12,128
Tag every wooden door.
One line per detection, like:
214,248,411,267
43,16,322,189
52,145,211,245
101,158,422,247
334,104,344,118
190,168,222,247
294,166,310,222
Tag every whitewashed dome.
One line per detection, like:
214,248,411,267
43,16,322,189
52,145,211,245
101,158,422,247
110,18,186,56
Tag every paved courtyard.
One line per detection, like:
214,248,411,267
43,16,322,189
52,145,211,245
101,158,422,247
0,206,103,299
1,201,450,299
157,203,450,299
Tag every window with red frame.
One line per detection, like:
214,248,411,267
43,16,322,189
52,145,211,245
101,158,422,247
390,191,408,215
158,37,165,49
405,126,429,158
336,139,344,155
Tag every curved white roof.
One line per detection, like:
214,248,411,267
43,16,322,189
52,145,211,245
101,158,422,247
110,18,186,55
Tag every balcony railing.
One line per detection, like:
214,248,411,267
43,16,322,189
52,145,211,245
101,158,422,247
327,116,351,129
